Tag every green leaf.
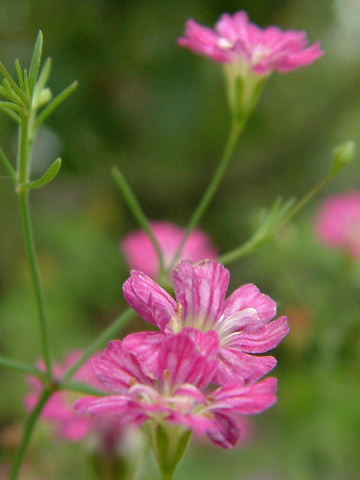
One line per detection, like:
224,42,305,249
35,57,52,95
28,31,43,93
26,158,62,189
35,80,78,128
14,59,24,90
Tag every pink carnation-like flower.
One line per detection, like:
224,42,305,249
26,352,124,447
122,221,217,279
315,191,360,259
179,11,323,74
123,260,289,385
76,329,277,449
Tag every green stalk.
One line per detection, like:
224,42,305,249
10,389,52,480
168,120,244,271
62,307,135,383
112,167,166,275
0,356,45,379
219,173,336,265
18,190,53,378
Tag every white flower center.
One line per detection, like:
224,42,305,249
217,37,235,49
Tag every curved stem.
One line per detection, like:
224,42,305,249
10,389,52,480
112,167,166,275
18,191,52,379
168,120,244,271
62,307,135,383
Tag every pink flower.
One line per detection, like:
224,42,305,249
122,221,217,279
179,11,323,74
123,260,289,385
75,330,277,449
26,352,123,447
315,191,360,259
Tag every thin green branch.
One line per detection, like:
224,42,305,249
10,389,52,480
0,146,16,177
35,80,78,128
18,191,53,378
112,167,166,274
63,381,107,397
168,120,244,271
0,356,45,379
0,62,28,104
62,307,135,383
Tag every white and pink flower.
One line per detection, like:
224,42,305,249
76,330,277,448
123,260,289,385
179,11,323,74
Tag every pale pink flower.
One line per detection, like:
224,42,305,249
75,330,277,449
123,260,289,385
315,191,360,259
26,352,123,447
122,221,217,279
179,11,323,74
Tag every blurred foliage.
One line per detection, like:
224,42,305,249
0,0,359,479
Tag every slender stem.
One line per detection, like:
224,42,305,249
168,120,244,271
0,146,16,177
63,381,107,397
276,173,334,230
0,356,45,379
219,173,335,265
112,167,166,274
18,191,52,378
17,115,30,183
10,389,52,480
62,307,135,383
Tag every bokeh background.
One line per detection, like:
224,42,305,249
0,0,359,479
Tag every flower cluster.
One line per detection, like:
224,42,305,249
76,260,288,448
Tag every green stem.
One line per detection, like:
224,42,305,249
112,167,166,275
0,145,16,177
219,173,336,265
62,307,135,383
276,173,334,230
168,120,244,271
18,191,52,379
10,389,52,480
0,356,45,379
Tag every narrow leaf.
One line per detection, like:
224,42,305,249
15,59,24,90
28,31,43,93
0,62,27,104
26,158,61,189
35,57,52,94
35,81,78,128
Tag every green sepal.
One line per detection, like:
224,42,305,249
151,423,192,480
330,141,355,175
25,157,62,190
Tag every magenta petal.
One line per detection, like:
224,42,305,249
75,395,130,414
223,283,277,323
230,316,289,353
92,340,150,392
173,260,230,329
168,412,214,435
206,412,241,449
158,331,217,390
214,347,277,385
123,271,177,331
182,327,220,357
212,377,278,414
121,331,166,378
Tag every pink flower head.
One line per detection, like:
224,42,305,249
122,221,217,279
75,329,277,449
123,260,289,385
315,191,360,259
26,352,123,446
179,11,323,74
